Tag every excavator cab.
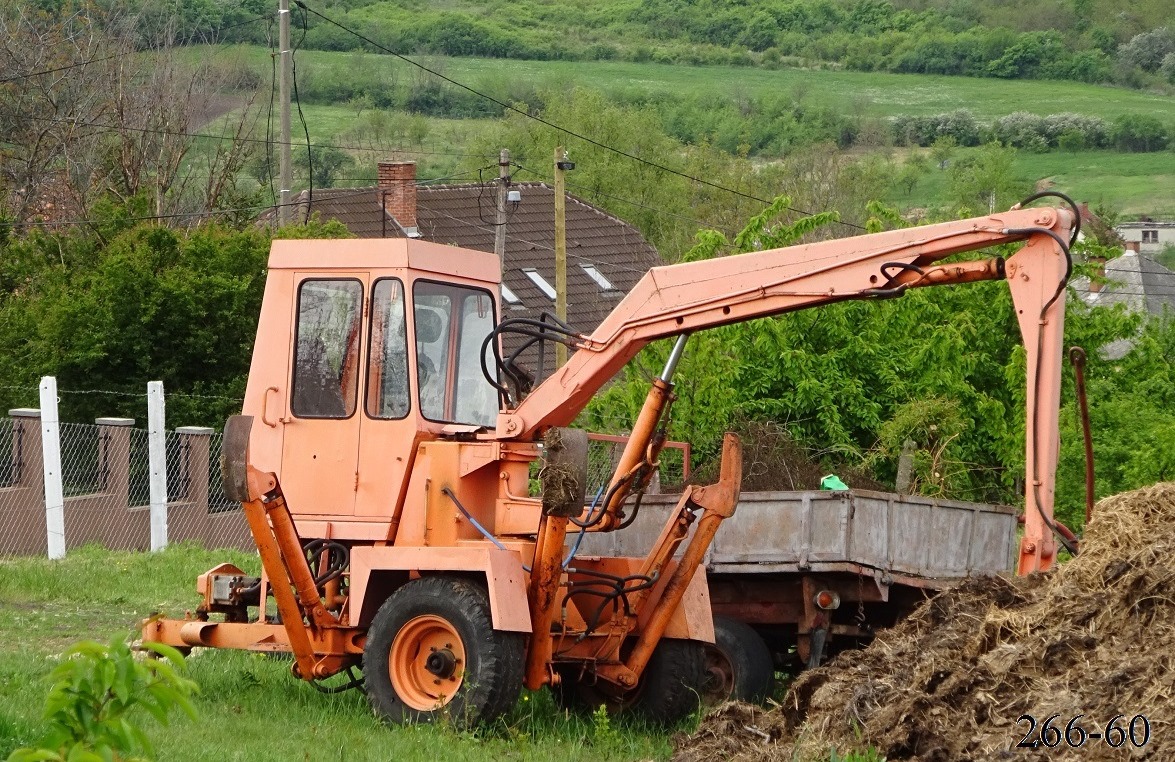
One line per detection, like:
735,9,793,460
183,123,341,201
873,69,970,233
240,239,503,523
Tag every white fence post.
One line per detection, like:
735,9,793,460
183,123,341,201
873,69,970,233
147,381,168,551
39,376,66,560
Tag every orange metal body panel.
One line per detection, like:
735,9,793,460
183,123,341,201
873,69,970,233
349,544,532,632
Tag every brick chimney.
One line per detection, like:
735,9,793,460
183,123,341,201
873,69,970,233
378,161,419,238
1088,254,1106,293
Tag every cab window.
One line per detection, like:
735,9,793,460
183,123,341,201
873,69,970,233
413,280,498,426
291,279,363,418
366,279,410,419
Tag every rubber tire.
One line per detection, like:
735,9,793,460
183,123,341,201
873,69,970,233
634,638,706,725
702,615,775,704
553,638,706,727
363,576,525,728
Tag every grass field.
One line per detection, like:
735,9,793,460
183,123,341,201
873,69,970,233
888,148,1175,218
188,44,1175,220
0,545,674,761
200,44,1175,123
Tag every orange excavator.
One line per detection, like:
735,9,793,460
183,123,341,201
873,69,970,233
142,193,1079,727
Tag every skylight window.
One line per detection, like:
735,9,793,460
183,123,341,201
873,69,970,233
501,283,520,304
580,263,615,291
522,268,557,299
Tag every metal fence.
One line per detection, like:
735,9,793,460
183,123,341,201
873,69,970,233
0,379,251,558
1,378,698,558
585,433,691,497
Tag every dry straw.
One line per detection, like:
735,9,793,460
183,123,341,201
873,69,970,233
675,482,1175,762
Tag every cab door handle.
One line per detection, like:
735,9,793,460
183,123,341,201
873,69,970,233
262,386,282,427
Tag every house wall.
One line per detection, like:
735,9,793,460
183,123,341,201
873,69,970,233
1116,222,1175,255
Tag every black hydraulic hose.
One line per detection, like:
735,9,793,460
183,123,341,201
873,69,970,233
479,318,585,403
570,470,637,529
1015,190,1081,248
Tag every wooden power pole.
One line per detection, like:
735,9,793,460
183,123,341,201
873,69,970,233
278,0,292,225
494,148,510,279
554,146,568,367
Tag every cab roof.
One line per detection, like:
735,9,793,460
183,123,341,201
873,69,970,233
268,238,501,284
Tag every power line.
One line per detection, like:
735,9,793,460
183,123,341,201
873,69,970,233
512,162,738,237
292,4,314,223
0,52,126,84
291,0,867,232
1,188,378,229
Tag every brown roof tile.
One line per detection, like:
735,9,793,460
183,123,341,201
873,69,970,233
262,181,661,334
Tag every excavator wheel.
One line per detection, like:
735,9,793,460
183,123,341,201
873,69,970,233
700,616,775,705
553,638,706,726
363,576,524,728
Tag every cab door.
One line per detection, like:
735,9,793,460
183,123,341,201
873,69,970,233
280,274,367,517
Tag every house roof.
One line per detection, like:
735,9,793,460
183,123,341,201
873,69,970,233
1075,251,1175,359
1076,251,1175,317
264,182,662,336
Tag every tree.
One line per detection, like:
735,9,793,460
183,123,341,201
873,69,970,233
930,135,957,169
0,211,353,425
584,200,1143,516
293,145,356,189
6,637,196,762
0,3,265,228
1111,113,1168,152
1117,26,1175,71
947,143,1023,213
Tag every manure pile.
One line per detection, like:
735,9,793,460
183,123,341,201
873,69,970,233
675,483,1175,762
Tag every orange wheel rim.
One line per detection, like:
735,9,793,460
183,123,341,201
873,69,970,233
389,614,466,711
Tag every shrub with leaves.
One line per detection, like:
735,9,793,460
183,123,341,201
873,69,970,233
6,638,196,762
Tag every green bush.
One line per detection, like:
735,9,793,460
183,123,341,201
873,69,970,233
6,637,196,762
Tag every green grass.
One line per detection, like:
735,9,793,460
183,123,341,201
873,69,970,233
0,545,674,761
888,148,1175,219
206,44,1175,123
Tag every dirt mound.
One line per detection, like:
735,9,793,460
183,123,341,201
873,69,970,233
675,482,1175,762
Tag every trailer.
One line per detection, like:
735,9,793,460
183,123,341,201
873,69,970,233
577,488,1017,701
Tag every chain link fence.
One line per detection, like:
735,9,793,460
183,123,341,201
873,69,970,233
585,434,691,497
167,429,251,550
0,402,251,557
1,379,699,558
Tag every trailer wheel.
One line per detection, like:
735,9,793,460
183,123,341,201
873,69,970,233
363,576,524,728
701,616,775,704
553,638,706,726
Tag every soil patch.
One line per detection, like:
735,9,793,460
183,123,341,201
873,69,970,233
674,482,1175,761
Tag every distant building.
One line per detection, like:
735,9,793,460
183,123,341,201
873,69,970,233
1073,246,1175,358
1115,220,1175,255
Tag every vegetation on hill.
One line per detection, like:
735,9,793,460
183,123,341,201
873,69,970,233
141,0,1175,91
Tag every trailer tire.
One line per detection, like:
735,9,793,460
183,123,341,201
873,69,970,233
702,616,775,704
363,576,524,728
552,638,705,727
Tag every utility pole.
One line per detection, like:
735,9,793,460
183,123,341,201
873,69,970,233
494,148,510,279
278,0,292,225
554,146,569,367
